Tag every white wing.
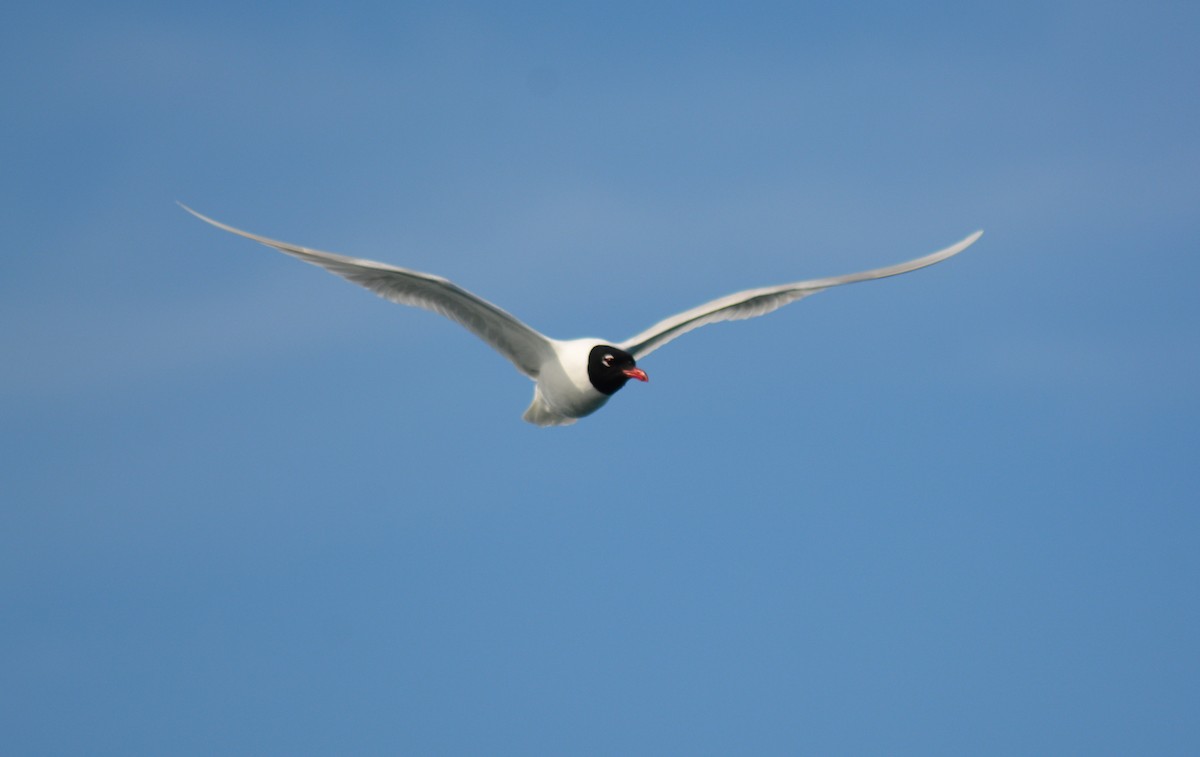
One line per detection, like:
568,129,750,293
619,231,982,360
182,204,555,378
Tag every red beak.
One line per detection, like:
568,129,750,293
622,367,649,382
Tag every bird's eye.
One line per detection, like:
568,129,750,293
602,354,614,366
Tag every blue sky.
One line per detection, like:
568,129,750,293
3,2,1198,753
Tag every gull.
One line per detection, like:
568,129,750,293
183,204,980,426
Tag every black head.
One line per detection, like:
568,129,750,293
587,345,649,395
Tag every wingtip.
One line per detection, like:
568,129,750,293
177,202,245,238
942,229,984,259
177,201,211,224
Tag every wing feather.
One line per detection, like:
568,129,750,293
182,204,554,377
620,231,982,359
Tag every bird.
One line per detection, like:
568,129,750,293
182,203,981,426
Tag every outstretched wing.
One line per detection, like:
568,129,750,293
182,204,555,378
619,231,982,360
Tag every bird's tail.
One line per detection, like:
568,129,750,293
522,386,578,427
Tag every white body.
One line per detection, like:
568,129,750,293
523,338,613,426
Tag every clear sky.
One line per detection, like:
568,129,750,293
3,2,1198,754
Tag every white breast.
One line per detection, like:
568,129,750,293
531,338,612,421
